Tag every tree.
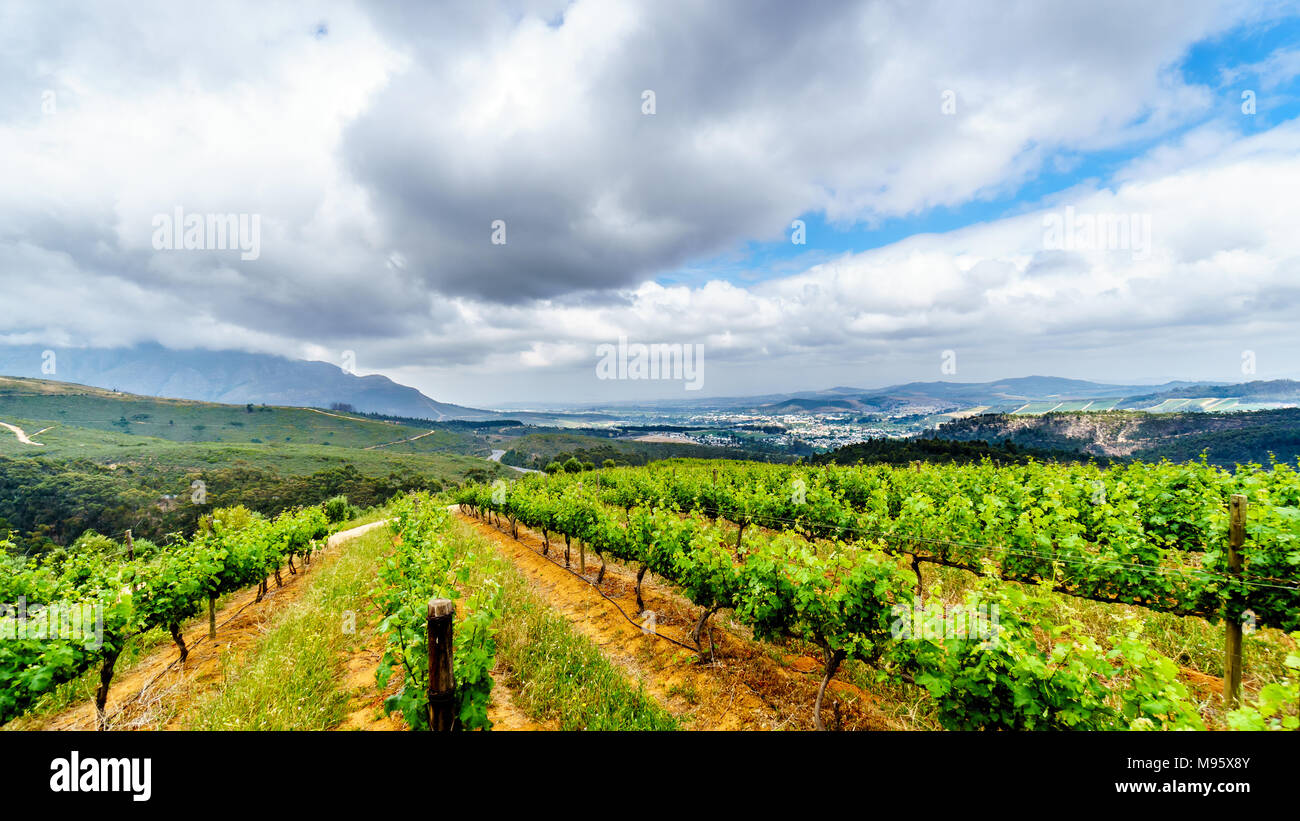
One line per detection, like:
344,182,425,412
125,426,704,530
602,459,616,469
562,457,583,473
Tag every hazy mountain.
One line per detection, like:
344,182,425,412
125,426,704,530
744,376,1220,414
509,375,1287,416
1121,379,1300,403
0,344,496,420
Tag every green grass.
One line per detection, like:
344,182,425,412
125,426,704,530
82,438,503,479
0,376,495,457
0,406,479,458
1013,402,1063,414
181,529,391,730
336,506,392,529
450,520,677,730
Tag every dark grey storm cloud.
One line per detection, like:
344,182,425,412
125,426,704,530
2,0,1299,405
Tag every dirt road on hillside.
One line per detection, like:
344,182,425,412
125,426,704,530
0,420,45,445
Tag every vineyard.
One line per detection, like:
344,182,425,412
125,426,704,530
372,495,500,730
453,457,1300,730
4,456,1298,732
0,502,343,726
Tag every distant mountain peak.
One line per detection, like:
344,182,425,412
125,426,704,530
0,344,496,421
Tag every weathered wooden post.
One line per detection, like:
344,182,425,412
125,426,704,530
1224,494,1247,707
208,594,217,640
427,598,456,731
575,481,584,570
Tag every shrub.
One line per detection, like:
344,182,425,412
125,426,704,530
323,495,356,523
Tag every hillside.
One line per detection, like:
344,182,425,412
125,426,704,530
0,376,511,553
0,343,496,420
497,430,794,470
807,436,1097,466
0,375,495,456
933,408,1300,465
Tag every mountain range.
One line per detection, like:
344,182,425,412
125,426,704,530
0,344,495,420
2,345,1296,420
516,375,1298,415
748,376,1229,414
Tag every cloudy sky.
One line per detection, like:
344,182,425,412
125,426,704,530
2,0,1300,407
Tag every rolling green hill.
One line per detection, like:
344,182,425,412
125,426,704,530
0,375,489,455
0,376,510,554
0,343,493,419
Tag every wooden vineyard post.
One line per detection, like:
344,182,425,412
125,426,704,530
712,467,718,485
208,594,217,640
576,480,585,572
427,598,456,731
1224,494,1247,708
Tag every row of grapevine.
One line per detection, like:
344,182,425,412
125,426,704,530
373,494,499,730
536,458,1300,629
0,504,334,726
456,478,1207,730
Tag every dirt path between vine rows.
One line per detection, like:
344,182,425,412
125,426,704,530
8,520,391,732
333,520,551,731
336,642,550,730
457,511,903,730
333,594,550,731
